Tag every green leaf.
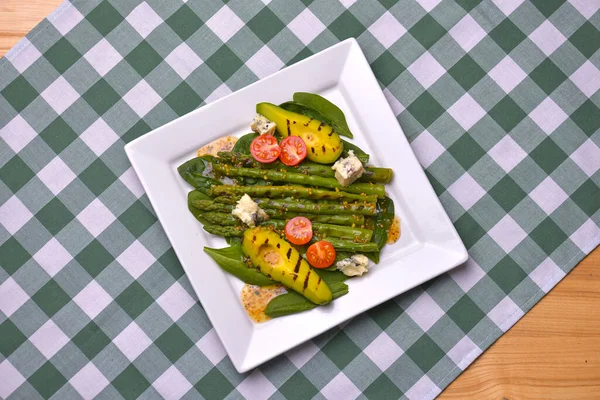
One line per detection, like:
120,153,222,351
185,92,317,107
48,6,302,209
188,189,211,202
264,291,318,317
370,197,395,263
279,101,352,139
368,250,380,264
232,133,259,154
204,245,276,286
178,157,203,183
230,133,270,185
341,139,369,164
323,264,339,271
227,237,242,246
265,280,349,318
330,280,350,298
187,190,212,225
315,269,350,284
178,157,221,194
292,92,354,139
264,269,349,318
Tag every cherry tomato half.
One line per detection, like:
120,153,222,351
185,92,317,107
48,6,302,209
279,136,307,166
306,241,336,269
284,216,313,245
250,134,280,163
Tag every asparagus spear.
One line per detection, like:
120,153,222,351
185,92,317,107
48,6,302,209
209,185,377,203
212,164,386,197
201,212,238,225
265,210,364,226
261,220,372,241
217,152,332,175
187,190,212,225
204,222,287,237
188,199,234,213
315,237,380,252
201,210,364,227
259,198,377,216
211,197,237,204
217,197,378,216
312,222,372,242
216,152,393,183
188,204,211,225
189,197,366,226
361,168,393,184
200,211,356,229
203,224,247,237
203,220,373,242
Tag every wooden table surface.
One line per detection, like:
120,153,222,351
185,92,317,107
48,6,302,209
2,2,599,398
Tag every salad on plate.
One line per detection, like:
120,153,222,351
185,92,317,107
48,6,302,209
178,92,400,322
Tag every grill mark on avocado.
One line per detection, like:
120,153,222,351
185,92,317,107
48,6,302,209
286,119,291,136
292,256,301,282
264,238,269,244
321,145,326,153
303,270,311,291
293,256,301,275
303,118,313,127
311,147,315,154
318,122,325,131
317,276,322,287
276,243,280,248
328,129,334,137
252,235,257,242
286,248,292,260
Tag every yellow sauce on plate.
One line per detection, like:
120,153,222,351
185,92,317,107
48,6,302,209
387,216,401,244
240,284,287,323
197,136,238,157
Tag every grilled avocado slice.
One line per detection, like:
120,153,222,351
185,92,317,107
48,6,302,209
241,227,332,305
256,102,343,164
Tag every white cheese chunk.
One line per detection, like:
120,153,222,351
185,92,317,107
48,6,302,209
331,150,365,186
232,194,268,227
336,254,370,277
250,114,277,135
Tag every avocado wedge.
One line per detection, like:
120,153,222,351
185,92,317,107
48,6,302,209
256,102,343,164
241,227,332,305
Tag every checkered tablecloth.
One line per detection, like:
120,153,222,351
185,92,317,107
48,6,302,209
1,0,599,398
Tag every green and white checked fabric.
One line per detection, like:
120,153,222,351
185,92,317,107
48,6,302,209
1,0,599,398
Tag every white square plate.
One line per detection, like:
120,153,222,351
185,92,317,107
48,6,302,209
125,39,467,373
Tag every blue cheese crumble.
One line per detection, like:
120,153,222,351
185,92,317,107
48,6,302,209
232,194,267,227
331,150,365,186
251,114,277,135
336,254,370,277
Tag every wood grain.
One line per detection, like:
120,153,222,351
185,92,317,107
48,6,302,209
440,251,600,399
1,1,599,398
0,2,60,56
